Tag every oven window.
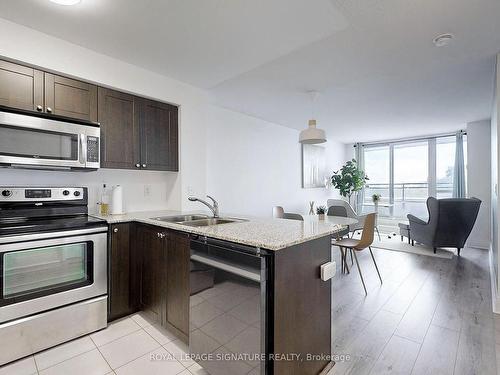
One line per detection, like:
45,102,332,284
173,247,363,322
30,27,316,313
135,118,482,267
0,125,78,160
2,242,92,301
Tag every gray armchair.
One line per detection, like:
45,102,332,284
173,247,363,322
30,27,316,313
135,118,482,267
407,197,481,256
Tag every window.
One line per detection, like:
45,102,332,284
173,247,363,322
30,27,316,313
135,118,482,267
362,134,467,220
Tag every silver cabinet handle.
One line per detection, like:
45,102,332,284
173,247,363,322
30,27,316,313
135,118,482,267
158,232,166,239
46,107,53,113
36,105,43,111
142,163,147,168
135,163,141,168
113,228,118,233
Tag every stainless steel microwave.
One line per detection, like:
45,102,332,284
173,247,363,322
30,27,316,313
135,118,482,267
0,109,100,171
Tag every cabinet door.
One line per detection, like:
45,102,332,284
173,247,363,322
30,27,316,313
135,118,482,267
138,98,179,171
137,224,167,323
44,73,97,121
166,231,190,341
0,60,43,111
98,87,140,169
109,223,136,321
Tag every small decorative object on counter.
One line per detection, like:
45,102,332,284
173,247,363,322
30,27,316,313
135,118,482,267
316,205,327,220
309,201,315,215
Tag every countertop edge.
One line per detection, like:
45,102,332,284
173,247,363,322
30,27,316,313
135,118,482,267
92,214,342,251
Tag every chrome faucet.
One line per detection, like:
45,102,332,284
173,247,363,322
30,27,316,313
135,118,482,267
188,195,219,218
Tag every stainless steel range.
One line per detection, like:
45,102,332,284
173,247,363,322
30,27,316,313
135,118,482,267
0,186,108,365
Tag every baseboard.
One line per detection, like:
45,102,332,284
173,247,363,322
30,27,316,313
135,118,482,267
488,243,500,314
466,240,490,250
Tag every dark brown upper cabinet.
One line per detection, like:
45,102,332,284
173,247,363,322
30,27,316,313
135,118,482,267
138,98,179,171
98,94,179,172
0,58,179,171
0,60,43,112
98,87,140,169
44,73,97,122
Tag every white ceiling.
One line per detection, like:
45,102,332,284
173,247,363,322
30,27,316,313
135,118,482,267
1,0,499,143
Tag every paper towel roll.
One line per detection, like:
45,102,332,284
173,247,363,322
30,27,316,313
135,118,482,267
111,185,124,215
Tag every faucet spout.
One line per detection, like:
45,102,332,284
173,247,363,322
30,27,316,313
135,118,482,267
188,195,220,218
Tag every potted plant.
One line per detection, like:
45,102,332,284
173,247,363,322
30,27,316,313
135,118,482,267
330,159,369,208
316,205,327,220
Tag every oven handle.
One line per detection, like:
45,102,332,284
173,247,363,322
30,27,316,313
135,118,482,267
191,252,261,282
0,226,108,245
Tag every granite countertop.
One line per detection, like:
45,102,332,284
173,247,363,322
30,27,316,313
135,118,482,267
91,210,346,251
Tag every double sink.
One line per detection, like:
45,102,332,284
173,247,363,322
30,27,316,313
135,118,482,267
150,214,247,227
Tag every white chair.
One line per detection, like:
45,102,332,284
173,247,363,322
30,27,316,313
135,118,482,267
273,206,285,218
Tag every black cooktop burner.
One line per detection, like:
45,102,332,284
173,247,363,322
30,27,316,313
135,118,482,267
0,215,107,236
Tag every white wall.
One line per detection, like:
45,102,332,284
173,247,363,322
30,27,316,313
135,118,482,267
466,119,491,249
205,106,346,217
491,54,500,300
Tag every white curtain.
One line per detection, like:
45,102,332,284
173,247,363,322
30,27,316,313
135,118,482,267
354,143,364,212
453,131,466,198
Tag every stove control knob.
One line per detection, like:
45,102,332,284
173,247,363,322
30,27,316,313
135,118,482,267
62,190,70,196
1,190,12,197
74,191,81,197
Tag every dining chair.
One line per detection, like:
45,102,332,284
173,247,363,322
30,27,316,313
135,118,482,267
273,206,285,218
327,206,349,239
327,199,381,240
283,212,304,221
332,213,382,295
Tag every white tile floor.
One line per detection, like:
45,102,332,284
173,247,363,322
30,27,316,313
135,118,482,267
0,312,209,375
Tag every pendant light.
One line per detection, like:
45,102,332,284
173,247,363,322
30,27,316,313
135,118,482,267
299,91,326,144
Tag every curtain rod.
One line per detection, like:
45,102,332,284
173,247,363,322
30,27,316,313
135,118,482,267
354,130,466,147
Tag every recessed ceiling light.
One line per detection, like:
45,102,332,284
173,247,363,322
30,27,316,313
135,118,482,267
50,0,81,5
433,33,454,47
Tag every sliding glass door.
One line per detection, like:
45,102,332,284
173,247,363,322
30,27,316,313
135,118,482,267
393,141,429,218
362,135,466,221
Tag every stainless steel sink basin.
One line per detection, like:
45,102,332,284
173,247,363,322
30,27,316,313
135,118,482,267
150,214,209,223
150,214,246,227
180,217,247,227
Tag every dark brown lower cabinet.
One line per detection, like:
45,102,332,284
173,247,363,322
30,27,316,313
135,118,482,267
108,223,137,321
166,231,190,342
136,224,167,324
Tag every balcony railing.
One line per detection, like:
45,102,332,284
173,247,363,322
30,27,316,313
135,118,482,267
362,182,453,219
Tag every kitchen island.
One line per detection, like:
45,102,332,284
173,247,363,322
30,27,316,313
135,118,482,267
95,210,343,375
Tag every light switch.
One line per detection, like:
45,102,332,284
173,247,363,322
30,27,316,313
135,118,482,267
320,261,336,281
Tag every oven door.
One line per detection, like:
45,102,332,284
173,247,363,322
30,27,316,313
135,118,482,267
0,110,99,169
0,227,107,323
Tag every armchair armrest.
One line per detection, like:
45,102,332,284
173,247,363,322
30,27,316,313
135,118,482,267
407,214,427,226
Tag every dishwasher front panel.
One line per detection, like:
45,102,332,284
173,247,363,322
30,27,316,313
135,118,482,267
189,237,271,375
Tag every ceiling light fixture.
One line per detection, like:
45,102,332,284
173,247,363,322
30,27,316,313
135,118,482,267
50,0,81,5
433,33,454,47
299,91,326,144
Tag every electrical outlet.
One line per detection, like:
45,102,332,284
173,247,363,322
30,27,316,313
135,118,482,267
144,184,152,197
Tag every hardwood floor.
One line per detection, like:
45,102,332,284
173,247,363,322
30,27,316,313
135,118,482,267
329,246,498,375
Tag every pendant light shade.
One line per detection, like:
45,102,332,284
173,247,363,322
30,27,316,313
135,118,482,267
299,119,326,144
299,91,327,144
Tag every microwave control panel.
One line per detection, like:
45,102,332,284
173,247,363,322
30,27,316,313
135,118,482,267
87,136,99,163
